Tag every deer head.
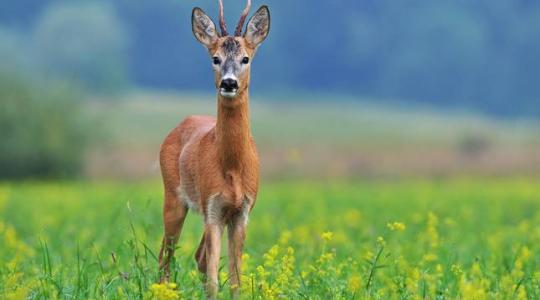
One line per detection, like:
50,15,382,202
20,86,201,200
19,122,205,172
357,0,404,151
191,1,270,102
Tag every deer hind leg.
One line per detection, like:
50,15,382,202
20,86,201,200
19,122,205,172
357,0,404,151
227,216,247,297
195,231,207,273
158,190,188,282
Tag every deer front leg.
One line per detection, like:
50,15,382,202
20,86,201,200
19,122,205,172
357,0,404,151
205,223,223,299
227,218,246,297
158,191,188,282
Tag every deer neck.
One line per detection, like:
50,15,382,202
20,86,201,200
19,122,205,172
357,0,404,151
215,89,253,172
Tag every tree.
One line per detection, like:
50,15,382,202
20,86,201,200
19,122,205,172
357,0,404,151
0,73,89,178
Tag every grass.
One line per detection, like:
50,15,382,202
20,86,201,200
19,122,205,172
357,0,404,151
1,178,540,299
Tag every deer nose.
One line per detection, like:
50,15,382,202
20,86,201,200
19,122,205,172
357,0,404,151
220,78,238,91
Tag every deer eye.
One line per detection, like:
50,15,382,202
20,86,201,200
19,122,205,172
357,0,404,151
212,57,221,65
241,57,250,64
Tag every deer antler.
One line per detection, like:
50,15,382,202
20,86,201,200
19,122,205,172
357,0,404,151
234,0,251,36
218,0,229,36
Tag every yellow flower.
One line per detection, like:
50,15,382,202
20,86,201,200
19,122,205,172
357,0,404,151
145,283,180,300
364,250,374,260
435,264,444,275
321,231,333,242
348,275,362,293
318,252,334,264
471,262,482,277
188,270,199,281
345,210,362,227
520,246,531,262
278,230,292,245
426,212,440,248
5,286,30,300
387,222,406,231
451,264,463,276
376,236,386,247
422,253,438,262
263,245,279,267
460,278,487,300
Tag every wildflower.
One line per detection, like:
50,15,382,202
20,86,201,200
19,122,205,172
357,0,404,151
321,231,333,242
317,252,335,264
2,271,35,300
278,230,291,245
406,268,421,296
376,236,386,247
5,286,30,300
520,246,531,262
190,269,199,279
459,278,487,300
219,271,228,284
471,262,482,277
345,210,362,227
364,250,374,260
387,222,406,231
451,264,463,276
145,283,180,300
422,253,438,262
263,245,279,267
254,244,299,299
515,285,527,300
256,265,269,278
116,287,126,299
348,275,362,293
426,212,439,248
435,264,444,275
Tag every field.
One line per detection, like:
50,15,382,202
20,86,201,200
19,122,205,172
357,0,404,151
84,92,540,179
1,178,540,299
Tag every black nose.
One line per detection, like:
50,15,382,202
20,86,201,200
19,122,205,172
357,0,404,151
220,78,238,91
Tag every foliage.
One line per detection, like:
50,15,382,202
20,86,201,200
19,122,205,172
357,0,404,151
1,178,539,298
0,74,88,178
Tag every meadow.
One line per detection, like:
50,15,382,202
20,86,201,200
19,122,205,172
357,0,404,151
83,93,540,180
1,178,540,299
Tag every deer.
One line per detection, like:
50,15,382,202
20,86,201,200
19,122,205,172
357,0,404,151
157,0,270,298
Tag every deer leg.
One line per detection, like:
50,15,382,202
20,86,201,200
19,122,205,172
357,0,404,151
195,230,207,273
158,191,188,282
227,217,246,297
205,223,223,299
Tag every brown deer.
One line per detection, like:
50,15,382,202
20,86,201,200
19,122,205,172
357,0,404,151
157,0,270,297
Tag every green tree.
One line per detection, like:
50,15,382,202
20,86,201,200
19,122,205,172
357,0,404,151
0,74,89,178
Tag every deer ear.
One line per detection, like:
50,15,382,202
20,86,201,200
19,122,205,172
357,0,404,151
192,7,219,48
244,5,270,48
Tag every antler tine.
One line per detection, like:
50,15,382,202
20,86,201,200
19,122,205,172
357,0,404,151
218,0,228,36
234,0,251,36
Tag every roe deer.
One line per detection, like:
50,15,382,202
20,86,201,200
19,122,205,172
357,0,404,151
157,0,270,298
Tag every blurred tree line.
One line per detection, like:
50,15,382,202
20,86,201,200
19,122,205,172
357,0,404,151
0,74,89,178
1,0,539,116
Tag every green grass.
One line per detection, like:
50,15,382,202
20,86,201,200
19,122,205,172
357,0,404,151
1,178,540,299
